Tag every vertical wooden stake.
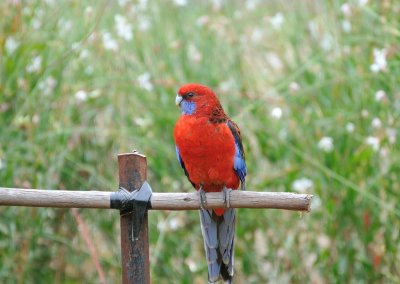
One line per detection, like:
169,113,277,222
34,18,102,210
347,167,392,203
118,151,150,284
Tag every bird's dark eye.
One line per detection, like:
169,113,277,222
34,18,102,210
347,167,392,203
186,92,195,98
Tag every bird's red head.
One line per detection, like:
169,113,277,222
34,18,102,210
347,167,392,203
175,83,221,116
177,83,216,98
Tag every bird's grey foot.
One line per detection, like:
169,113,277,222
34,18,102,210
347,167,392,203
198,185,207,210
223,186,232,208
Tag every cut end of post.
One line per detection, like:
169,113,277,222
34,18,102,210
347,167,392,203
306,194,314,212
117,150,146,158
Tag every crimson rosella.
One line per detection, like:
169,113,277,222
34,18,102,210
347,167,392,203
173,83,246,283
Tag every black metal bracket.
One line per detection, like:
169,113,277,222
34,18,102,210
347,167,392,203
110,181,152,238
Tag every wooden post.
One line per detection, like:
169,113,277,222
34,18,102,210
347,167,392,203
118,151,150,284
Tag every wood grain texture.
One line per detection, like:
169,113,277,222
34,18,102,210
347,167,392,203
151,191,312,212
118,152,150,284
0,188,312,212
0,188,110,208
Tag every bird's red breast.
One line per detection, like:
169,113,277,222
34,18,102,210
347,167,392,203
174,116,240,192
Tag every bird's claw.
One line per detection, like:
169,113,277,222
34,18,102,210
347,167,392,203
223,187,231,208
198,186,207,210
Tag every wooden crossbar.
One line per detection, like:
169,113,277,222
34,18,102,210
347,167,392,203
0,188,312,211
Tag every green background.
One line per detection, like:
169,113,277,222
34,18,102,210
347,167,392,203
1,0,399,283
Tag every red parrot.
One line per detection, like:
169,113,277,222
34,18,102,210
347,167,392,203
173,83,246,283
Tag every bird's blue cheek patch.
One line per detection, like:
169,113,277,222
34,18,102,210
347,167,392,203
181,101,196,115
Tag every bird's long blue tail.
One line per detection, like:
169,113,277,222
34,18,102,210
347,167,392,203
199,208,236,283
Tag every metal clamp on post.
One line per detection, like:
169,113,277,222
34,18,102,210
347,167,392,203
110,181,152,238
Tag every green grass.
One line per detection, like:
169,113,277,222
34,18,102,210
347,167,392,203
1,0,400,283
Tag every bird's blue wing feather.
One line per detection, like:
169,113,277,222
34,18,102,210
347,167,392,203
227,120,246,190
175,146,183,167
175,145,196,188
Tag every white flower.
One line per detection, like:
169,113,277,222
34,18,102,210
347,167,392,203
270,12,285,30
118,0,129,7
211,0,223,10
32,114,40,124
157,221,166,231
289,82,300,92
342,46,351,54
375,90,386,101
186,259,198,272
361,109,369,118
395,100,400,111
137,0,149,11
173,0,187,6
168,217,182,230
38,76,57,96
88,32,96,43
137,72,154,91
115,15,133,41
311,196,321,211
85,65,94,75
156,217,182,232
265,52,282,70
79,49,90,59
366,136,379,151
138,15,151,31
58,19,72,35
196,15,210,27
380,147,389,157
321,33,333,51
358,0,368,6
317,234,330,249
85,6,93,17
102,32,118,51
234,11,243,19
346,122,355,133
187,44,202,63
134,117,151,127
89,89,101,99
386,128,396,144
318,137,334,152
245,0,260,11
22,7,31,16
308,20,318,39
36,8,45,17
292,177,314,193
371,118,381,128
341,3,352,16
75,90,88,102
278,129,287,140
71,42,81,51
251,28,263,42
270,107,282,119
219,78,236,93
31,18,41,29
342,20,351,33
5,37,19,54
17,78,26,88
26,56,42,73
370,48,387,73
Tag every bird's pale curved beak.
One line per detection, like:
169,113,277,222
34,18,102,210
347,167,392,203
175,94,183,106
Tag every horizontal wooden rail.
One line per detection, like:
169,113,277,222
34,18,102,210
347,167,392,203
0,187,312,212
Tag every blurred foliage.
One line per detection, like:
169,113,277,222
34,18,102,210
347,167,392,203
1,0,400,283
